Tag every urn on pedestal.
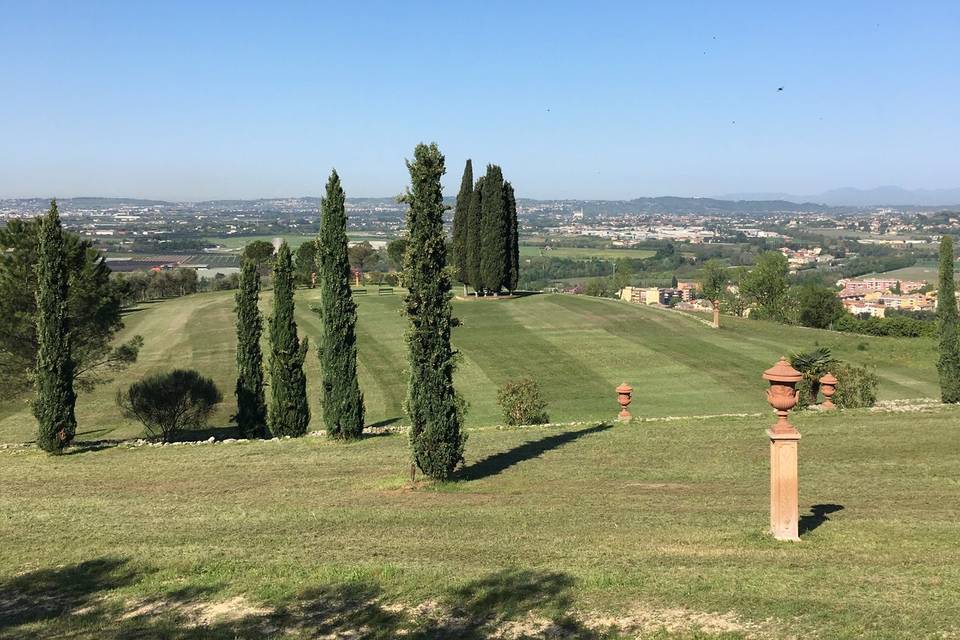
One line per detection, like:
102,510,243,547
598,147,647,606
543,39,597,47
762,357,803,542
819,372,837,409
616,383,633,421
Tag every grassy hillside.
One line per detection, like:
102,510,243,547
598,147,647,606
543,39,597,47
0,291,940,443
2,409,958,638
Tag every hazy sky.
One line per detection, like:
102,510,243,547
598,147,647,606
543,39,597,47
2,1,958,200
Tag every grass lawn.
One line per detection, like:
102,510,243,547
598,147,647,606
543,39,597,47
1,408,958,638
0,292,941,443
874,262,957,284
519,246,656,260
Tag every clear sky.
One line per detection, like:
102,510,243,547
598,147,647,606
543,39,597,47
2,1,958,201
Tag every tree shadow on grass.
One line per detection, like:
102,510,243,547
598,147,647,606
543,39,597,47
368,416,402,429
799,503,844,535
455,423,612,482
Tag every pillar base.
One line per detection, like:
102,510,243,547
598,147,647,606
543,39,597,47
768,429,801,542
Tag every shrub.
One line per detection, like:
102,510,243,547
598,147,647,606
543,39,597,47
833,364,879,409
790,347,837,409
497,378,549,426
117,369,223,442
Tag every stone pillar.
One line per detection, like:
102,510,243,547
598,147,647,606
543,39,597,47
616,383,633,422
712,300,720,329
768,429,801,541
762,357,803,542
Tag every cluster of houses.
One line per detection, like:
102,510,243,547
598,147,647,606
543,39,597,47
836,277,934,318
778,246,834,269
618,281,702,306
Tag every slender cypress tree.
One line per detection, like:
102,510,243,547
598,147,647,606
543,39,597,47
403,143,465,480
937,235,960,403
465,176,484,293
234,259,267,438
317,170,365,439
268,241,310,436
34,200,77,453
480,165,507,294
451,159,473,286
503,180,519,293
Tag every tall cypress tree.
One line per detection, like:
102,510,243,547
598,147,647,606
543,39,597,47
268,241,310,436
317,170,365,439
34,200,77,453
937,235,960,403
234,259,267,438
451,159,473,286
403,143,465,480
503,180,519,293
465,176,484,293
480,165,507,294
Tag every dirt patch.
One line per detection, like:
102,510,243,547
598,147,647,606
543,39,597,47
118,595,272,626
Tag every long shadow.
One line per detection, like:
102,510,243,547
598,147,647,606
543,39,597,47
172,425,241,442
368,416,402,429
799,503,844,535
455,423,612,482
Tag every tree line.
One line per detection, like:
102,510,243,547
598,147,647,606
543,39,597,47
449,160,520,296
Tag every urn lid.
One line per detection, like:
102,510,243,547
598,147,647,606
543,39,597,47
819,371,838,385
616,382,633,394
762,357,803,383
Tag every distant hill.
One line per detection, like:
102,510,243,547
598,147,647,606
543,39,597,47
720,186,960,207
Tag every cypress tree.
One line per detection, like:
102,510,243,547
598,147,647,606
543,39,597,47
465,176,484,293
937,235,960,403
34,200,77,453
317,170,365,439
268,241,310,436
451,159,473,286
480,165,507,295
234,259,267,438
403,143,465,480
503,180,519,293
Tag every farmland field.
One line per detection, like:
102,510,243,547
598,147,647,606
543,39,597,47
0,291,940,444
519,245,657,260
874,261,958,284
204,234,389,251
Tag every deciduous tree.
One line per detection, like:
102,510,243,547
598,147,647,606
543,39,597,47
699,259,728,328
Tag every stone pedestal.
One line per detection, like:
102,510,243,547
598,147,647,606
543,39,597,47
768,429,801,542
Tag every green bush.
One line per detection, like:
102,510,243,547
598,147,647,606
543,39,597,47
833,364,879,409
117,369,223,442
497,378,549,426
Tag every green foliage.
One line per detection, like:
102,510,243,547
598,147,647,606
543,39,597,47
833,363,879,409
386,238,409,271
790,347,837,409
699,259,728,303
347,241,379,271
294,240,317,286
403,143,466,479
116,369,222,442
504,181,519,292
316,170,365,440
937,236,960,403
33,201,78,452
242,240,276,271
234,260,267,438
797,284,844,329
465,177,484,291
741,251,790,321
496,378,549,426
268,242,310,437
480,165,508,295
0,216,139,399
834,313,936,337
451,159,473,284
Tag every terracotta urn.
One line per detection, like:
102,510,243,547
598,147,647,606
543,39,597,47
762,357,803,434
616,383,633,421
819,372,838,409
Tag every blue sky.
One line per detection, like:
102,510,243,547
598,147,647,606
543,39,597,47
1,1,958,200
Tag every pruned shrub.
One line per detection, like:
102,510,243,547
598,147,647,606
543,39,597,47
833,364,879,409
497,378,549,426
117,369,223,442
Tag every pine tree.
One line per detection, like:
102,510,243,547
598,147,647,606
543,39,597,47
503,180,519,292
465,176,484,293
937,235,960,403
403,143,465,480
317,170,365,439
34,200,77,453
234,259,267,438
480,165,507,294
451,159,473,286
268,241,310,436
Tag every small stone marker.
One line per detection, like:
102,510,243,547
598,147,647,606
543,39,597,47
616,383,633,421
763,357,803,542
819,372,838,409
